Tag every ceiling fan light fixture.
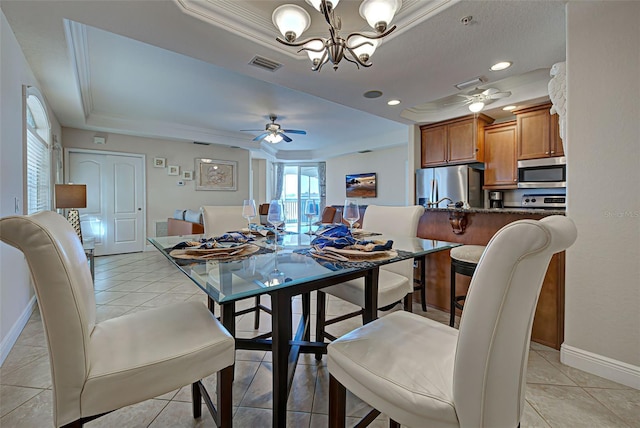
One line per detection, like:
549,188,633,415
490,61,512,71
265,133,284,144
272,5,311,42
469,101,485,113
359,0,402,33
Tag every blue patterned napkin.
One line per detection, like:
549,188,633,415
311,224,392,251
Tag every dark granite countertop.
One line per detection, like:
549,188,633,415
424,207,566,216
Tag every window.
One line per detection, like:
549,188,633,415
25,87,51,214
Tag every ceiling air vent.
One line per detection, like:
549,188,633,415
358,149,373,153
455,76,488,91
249,55,282,72
193,141,211,145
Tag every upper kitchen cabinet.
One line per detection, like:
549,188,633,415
420,114,494,167
515,103,564,160
484,121,518,189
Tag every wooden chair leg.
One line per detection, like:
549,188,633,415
217,365,234,428
329,375,347,428
192,382,202,418
403,292,413,313
315,290,327,360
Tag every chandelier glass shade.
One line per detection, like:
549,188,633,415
272,0,401,71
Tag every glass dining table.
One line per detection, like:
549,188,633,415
148,231,459,427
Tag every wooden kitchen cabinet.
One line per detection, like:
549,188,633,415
516,103,564,160
484,121,518,189
421,114,494,167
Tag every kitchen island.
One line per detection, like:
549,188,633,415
417,207,566,349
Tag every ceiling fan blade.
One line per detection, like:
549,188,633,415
488,91,512,99
281,134,293,143
282,129,306,135
252,133,268,141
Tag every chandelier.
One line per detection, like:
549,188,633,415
272,0,402,71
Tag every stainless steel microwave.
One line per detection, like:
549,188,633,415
517,157,566,188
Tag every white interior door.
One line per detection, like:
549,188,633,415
68,150,145,256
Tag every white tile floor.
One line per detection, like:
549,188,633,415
1,251,638,427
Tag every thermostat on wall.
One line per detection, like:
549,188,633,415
177,181,185,186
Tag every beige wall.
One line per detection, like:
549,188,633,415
0,11,62,358
564,1,640,375
325,146,408,206
251,158,268,205
62,128,251,237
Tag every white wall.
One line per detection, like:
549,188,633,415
62,128,251,237
0,11,62,362
325,146,408,206
563,1,640,386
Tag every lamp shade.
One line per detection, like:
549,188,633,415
359,0,401,32
272,4,311,42
55,184,87,209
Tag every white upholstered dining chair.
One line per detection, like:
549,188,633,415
0,212,235,428
316,205,424,343
201,205,251,237
201,204,271,329
327,215,577,428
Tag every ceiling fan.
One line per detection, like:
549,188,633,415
453,87,512,112
240,115,307,144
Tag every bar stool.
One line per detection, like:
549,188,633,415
450,245,485,327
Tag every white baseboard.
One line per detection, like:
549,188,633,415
561,344,640,389
0,296,37,366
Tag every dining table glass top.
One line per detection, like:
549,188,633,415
148,231,459,304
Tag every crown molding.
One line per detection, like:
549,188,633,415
174,0,301,59
64,19,93,120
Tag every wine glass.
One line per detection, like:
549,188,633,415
343,199,360,233
242,199,257,231
304,200,319,234
267,199,285,250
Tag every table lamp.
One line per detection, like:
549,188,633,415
55,184,87,242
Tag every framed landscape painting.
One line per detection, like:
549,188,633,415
195,158,237,191
345,172,376,198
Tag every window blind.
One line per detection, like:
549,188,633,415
26,129,50,214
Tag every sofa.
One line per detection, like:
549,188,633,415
167,209,204,236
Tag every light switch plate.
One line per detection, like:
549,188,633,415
177,181,185,186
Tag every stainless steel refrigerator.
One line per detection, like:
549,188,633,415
416,165,483,208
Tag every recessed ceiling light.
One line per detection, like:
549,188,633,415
387,99,401,106
490,61,512,71
502,105,517,111
363,90,383,99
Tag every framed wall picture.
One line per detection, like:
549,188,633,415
168,165,180,176
195,158,237,191
153,157,166,168
346,172,377,198
182,170,193,180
